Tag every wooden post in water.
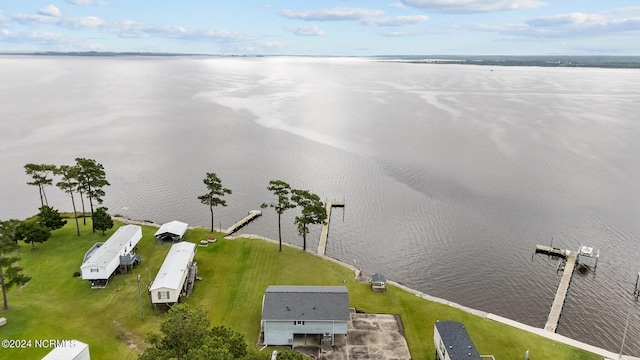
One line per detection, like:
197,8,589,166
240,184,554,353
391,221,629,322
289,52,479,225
634,272,640,299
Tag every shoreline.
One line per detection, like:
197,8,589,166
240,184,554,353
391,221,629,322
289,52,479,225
114,217,638,359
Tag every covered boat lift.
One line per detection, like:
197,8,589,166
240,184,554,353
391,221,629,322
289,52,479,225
154,220,188,242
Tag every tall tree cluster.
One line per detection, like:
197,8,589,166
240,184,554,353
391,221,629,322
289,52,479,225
261,180,296,252
263,180,327,252
198,172,232,233
0,220,31,310
23,163,56,207
23,158,111,236
75,157,110,233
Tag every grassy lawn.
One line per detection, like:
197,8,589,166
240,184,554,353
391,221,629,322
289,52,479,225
1,220,601,359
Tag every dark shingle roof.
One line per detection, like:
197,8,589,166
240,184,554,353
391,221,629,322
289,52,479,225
371,273,386,283
262,286,349,322
435,321,481,360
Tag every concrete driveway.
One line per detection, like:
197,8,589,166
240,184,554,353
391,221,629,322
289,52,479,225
293,311,412,360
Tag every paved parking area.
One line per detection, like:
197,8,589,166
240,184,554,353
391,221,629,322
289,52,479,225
293,311,412,360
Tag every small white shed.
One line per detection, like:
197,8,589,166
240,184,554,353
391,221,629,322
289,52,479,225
149,241,197,304
154,220,188,242
80,225,142,285
41,340,90,360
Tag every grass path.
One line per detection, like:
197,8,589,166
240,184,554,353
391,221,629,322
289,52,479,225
1,220,601,359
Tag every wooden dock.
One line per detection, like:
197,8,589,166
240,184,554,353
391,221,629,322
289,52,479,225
317,200,345,256
225,210,262,235
535,245,579,333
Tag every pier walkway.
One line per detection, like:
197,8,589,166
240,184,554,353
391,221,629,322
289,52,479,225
317,200,344,256
545,250,579,332
225,210,262,235
535,245,580,333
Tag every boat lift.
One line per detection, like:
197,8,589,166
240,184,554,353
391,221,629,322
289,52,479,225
577,245,599,272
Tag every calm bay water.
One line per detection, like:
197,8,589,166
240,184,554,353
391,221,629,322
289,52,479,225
1,56,639,355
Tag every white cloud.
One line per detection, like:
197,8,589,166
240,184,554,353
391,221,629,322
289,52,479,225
526,13,605,27
613,6,640,14
279,7,384,21
400,0,546,14
186,29,250,43
0,28,9,36
285,25,326,36
39,5,61,17
381,29,428,36
472,12,640,39
6,7,278,53
364,15,429,26
13,12,107,29
59,16,107,29
0,30,75,46
12,14,59,25
65,0,106,5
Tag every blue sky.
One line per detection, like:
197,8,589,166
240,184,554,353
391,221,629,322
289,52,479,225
1,0,639,55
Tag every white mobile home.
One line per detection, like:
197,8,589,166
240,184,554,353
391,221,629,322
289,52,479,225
154,220,188,242
41,340,90,360
80,225,142,287
260,286,349,347
149,241,197,304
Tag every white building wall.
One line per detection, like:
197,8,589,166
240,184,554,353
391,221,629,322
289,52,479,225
263,320,348,346
150,287,180,304
433,324,451,360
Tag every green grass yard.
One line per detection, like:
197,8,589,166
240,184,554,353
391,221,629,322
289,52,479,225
1,220,601,359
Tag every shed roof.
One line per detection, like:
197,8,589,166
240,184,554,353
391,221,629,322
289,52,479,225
149,242,196,291
262,286,349,322
435,321,481,360
81,225,141,269
154,220,188,238
371,273,386,283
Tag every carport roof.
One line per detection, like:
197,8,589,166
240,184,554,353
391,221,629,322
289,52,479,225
154,220,188,238
262,286,349,322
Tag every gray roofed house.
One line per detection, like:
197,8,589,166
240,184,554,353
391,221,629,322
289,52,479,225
261,286,349,347
434,321,481,360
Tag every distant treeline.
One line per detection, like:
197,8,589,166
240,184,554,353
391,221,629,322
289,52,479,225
1,52,639,68
377,55,640,69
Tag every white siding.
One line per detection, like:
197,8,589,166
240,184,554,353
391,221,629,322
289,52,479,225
80,225,142,280
149,242,196,304
41,340,90,360
263,320,348,346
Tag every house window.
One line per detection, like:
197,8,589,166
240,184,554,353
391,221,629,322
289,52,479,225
157,291,170,300
294,320,305,325
90,268,99,273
